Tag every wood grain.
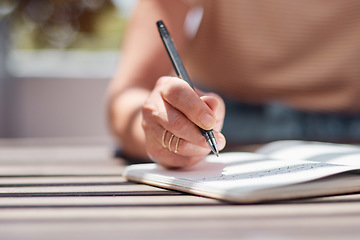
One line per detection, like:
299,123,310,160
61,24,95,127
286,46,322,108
0,138,360,240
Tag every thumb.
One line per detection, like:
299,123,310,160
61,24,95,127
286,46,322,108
200,93,225,132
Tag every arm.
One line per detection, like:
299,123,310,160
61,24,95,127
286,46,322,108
107,0,226,167
107,0,190,158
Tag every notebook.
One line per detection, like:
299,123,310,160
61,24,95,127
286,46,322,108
124,141,360,203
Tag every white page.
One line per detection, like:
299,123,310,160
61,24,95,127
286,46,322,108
257,141,360,166
124,152,358,201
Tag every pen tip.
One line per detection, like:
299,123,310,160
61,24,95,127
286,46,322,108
211,148,219,157
207,136,219,157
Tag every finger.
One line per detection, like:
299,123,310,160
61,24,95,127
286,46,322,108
161,100,209,147
157,130,226,168
200,93,225,132
159,77,216,130
156,80,226,151
214,131,227,151
148,104,226,156
144,121,226,168
142,82,209,149
161,125,227,155
144,126,208,168
146,123,212,158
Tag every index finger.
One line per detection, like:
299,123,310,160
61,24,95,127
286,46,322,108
159,77,216,130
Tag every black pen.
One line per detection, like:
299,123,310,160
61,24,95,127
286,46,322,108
156,20,219,157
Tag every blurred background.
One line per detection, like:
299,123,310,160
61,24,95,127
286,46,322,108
0,0,138,141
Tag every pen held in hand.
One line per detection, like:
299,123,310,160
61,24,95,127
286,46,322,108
156,20,219,157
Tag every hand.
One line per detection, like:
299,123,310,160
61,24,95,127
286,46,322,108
142,76,226,168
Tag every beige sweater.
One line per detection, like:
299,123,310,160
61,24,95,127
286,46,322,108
183,0,360,113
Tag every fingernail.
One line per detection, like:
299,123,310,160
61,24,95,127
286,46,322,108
200,113,215,128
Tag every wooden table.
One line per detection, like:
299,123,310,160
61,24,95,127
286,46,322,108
1,138,360,240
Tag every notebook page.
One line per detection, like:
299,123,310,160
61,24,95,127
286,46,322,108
257,141,360,166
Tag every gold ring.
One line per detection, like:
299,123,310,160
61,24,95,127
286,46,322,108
174,137,180,153
161,129,167,148
168,134,175,151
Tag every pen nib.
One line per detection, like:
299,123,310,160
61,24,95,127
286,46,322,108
208,138,219,157
202,129,220,157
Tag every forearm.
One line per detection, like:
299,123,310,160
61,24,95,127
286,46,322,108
107,0,190,158
108,88,149,158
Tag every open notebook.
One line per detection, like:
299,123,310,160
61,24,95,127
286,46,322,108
123,141,360,203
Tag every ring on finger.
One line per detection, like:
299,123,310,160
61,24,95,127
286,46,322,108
161,129,168,148
174,137,180,153
168,134,175,151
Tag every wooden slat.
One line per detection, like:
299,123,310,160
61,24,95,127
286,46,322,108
0,164,124,176
1,219,358,240
0,183,173,194
0,195,219,208
0,146,112,162
0,138,113,163
0,184,181,197
2,201,360,220
0,176,127,186
1,139,360,240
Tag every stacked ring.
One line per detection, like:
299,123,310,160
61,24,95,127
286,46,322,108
162,129,181,154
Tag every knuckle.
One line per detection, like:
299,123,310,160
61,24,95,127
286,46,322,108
141,108,152,130
157,76,170,85
141,101,162,127
141,102,150,118
141,95,154,117
156,76,177,91
163,81,187,102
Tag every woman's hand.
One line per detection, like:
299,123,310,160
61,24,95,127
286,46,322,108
142,76,226,168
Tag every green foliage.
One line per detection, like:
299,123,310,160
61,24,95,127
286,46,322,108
7,0,128,50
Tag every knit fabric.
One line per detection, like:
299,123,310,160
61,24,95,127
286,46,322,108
182,0,360,113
